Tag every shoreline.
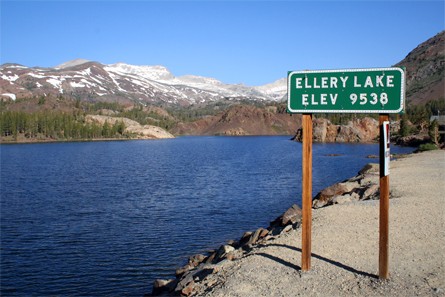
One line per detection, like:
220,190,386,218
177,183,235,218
0,135,174,145
148,150,445,297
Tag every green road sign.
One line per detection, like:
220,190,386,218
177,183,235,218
287,68,405,114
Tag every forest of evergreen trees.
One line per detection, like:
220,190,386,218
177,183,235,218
0,110,127,141
0,98,177,142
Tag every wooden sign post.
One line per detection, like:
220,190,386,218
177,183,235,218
288,68,405,277
301,114,313,271
379,114,390,279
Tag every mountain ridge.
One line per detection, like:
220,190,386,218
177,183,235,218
0,60,287,106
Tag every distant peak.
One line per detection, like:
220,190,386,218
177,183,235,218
55,59,91,69
105,63,174,80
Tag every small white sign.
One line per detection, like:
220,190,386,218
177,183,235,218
382,121,390,176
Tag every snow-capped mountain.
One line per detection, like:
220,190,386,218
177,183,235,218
0,60,287,105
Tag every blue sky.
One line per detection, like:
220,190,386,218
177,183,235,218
1,1,444,86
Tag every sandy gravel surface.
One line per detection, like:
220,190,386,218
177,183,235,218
198,150,445,297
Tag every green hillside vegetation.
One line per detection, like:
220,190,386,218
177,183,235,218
1,97,136,142
0,109,127,142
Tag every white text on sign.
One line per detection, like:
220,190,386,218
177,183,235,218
294,75,395,89
297,74,395,107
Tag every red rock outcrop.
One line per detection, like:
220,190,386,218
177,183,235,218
171,104,300,136
293,117,379,143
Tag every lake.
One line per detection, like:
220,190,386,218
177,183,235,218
0,136,414,296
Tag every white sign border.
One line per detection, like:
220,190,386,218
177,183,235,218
287,67,405,114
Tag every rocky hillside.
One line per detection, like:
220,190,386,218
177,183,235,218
394,31,445,105
171,104,300,136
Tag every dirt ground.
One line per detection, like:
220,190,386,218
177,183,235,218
198,150,445,297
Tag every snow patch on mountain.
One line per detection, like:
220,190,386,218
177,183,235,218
105,63,174,81
175,75,222,86
2,74,19,82
46,77,64,93
70,81,85,88
79,68,92,76
253,78,287,101
1,93,16,100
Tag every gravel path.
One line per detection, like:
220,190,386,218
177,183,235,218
198,150,445,297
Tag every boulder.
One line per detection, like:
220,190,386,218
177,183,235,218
271,204,302,226
358,163,379,175
359,174,379,186
188,254,206,267
226,239,237,247
175,264,194,277
204,252,216,264
180,281,195,296
312,182,358,208
312,163,383,207
151,279,176,296
247,228,268,245
214,245,235,262
175,266,218,296
281,204,302,225
259,228,269,238
225,249,243,261
238,231,253,247
362,184,380,200
175,272,195,294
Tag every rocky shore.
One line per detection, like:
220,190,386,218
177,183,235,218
146,154,415,296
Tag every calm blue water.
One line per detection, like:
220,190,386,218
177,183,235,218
0,136,413,296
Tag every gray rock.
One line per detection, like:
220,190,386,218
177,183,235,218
189,254,206,267
359,174,379,186
247,228,268,245
358,163,379,175
271,204,302,226
214,245,235,262
175,264,194,277
180,280,195,296
313,182,355,208
176,271,195,293
281,204,302,225
204,252,216,264
362,184,379,200
152,278,176,296
239,231,253,246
